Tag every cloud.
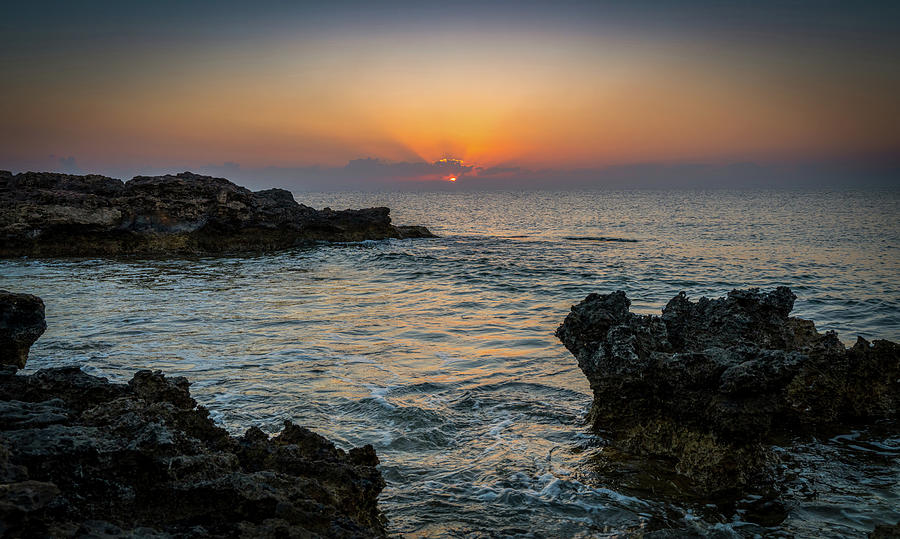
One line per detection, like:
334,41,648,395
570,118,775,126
475,166,521,177
193,157,477,190
186,156,897,191
343,157,473,180
5,153,897,191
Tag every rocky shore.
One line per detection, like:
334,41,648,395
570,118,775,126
556,287,900,496
3,284,897,537
0,171,434,257
0,290,386,537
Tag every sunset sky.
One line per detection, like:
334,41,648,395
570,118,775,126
2,1,898,188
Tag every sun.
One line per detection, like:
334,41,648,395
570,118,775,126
448,177,457,182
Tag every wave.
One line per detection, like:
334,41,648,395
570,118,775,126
563,236,639,243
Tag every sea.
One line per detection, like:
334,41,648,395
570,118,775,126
2,189,899,537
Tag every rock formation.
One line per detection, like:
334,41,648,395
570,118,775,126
556,287,899,494
0,170,434,257
0,292,386,537
0,291,46,369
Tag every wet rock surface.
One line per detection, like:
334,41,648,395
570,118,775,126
0,291,46,369
556,287,900,495
0,368,386,538
0,296,386,537
0,171,435,257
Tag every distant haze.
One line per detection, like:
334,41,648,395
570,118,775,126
2,1,898,189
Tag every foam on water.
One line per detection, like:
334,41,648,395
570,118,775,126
2,189,899,536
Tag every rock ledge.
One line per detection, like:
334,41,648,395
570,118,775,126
0,170,435,257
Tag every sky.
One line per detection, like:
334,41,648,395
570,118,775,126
2,1,899,189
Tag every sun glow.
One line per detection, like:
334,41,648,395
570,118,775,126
448,176,457,182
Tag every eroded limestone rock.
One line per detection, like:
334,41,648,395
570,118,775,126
556,287,900,494
0,171,434,257
0,367,386,537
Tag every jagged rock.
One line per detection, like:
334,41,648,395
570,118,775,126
0,367,386,537
556,287,900,494
0,171,435,257
0,292,386,537
0,291,46,369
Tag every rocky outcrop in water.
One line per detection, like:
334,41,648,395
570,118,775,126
0,291,46,369
0,170,434,257
870,522,900,539
0,296,386,537
556,287,900,494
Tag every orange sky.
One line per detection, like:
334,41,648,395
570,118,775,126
2,3,898,184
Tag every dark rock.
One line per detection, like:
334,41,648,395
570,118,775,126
0,292,387,536
556,287,900,494
0,171,435,257
871,522,900,538
394,225,435,239
0,291,46,369
0,367,386,537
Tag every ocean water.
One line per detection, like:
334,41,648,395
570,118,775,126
2,189,899,537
